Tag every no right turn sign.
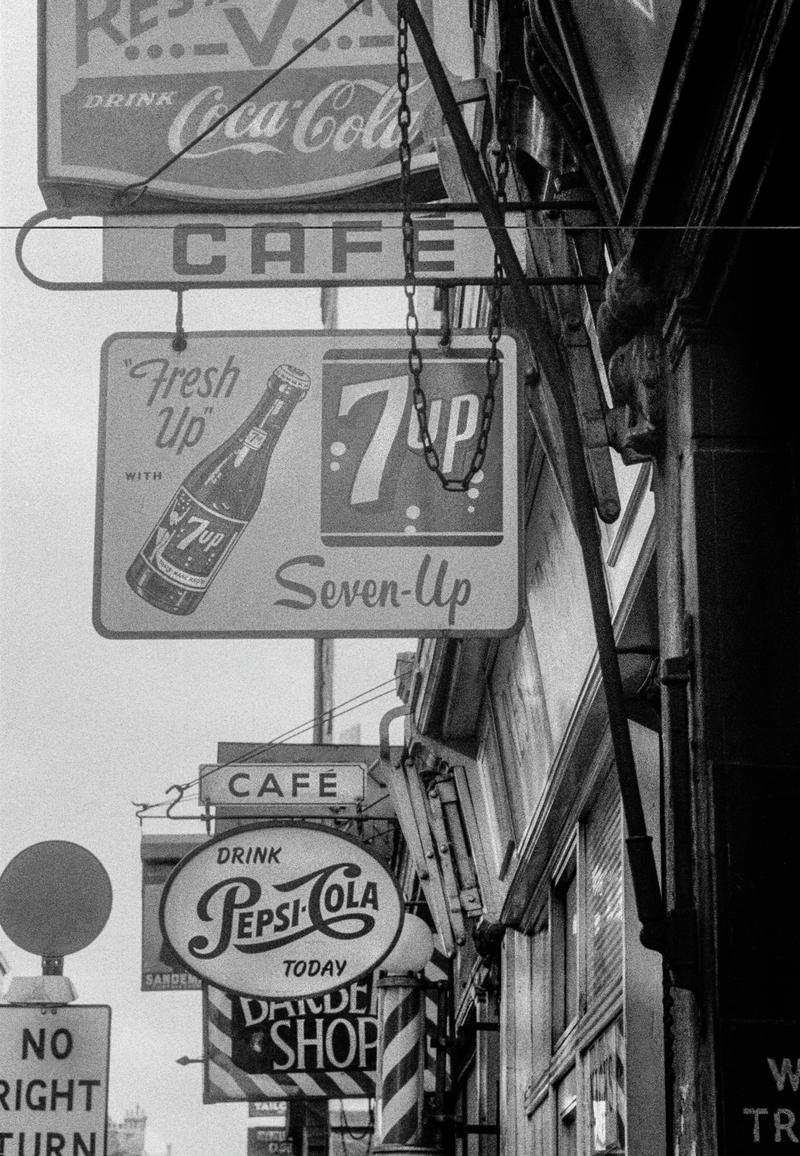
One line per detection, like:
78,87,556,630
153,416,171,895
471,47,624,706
0,1004,110,1156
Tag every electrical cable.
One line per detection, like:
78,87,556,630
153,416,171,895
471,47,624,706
133,664,411,816
113,0,369,207
137,680,399,814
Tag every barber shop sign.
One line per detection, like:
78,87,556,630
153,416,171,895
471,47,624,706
160,823,404,998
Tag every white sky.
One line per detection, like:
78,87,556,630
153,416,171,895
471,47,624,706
0,7,414,1153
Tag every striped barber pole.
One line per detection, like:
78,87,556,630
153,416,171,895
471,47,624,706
376,975,426,1145
203,985,376,1103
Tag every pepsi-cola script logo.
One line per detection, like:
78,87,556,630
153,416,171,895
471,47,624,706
188,861,378,960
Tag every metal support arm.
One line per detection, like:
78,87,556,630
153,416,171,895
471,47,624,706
398,0,666,951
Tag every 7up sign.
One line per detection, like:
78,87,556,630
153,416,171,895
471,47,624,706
94,330,522,638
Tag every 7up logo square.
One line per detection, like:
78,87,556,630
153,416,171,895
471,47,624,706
320,348,504,547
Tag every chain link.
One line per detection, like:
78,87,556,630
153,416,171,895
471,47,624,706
397,8,511,491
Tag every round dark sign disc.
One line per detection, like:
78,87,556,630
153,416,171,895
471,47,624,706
0,841,112,956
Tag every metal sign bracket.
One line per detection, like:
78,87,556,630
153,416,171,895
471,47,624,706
16,207,603,293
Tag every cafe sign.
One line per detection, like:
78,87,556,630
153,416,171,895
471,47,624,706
160,823,404,998
199,763,367,810
38,0,454,213
101,212,529,287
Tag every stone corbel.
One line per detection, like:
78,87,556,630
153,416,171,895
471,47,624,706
473,917,505,961
510,84,565,174
597,255,667,463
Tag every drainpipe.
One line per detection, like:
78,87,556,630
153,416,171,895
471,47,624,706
380,705,409,768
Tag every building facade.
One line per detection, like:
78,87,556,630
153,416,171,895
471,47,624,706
107,1106,149,1156
391,1,799,1154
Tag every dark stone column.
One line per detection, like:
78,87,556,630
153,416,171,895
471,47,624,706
666,286,800,1153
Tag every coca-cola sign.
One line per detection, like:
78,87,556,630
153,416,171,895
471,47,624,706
38,0,460,212
160,823,404,998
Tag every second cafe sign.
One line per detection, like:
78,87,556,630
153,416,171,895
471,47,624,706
160,823,404,998
94,331,521,638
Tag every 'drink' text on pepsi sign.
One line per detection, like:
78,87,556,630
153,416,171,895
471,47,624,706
94,332,521,639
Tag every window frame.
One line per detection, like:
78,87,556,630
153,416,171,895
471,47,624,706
524,766,629,1156
550,846,580,1048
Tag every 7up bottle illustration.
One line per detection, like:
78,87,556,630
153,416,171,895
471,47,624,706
126,364,310,615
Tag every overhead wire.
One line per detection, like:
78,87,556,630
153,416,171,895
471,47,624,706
113,0,370,207
133,664,412,817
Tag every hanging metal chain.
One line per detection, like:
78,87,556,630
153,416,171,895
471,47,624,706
397,7,511,491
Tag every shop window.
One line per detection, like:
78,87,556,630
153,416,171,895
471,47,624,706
513,740,660,1156
556,1069,578,1156
552,862,578,1043
462,1057,480,1156
328,1099,372,1156
585,782,623,1000
531,1099,552,1156
530,915,551,1085
454,1006,500,1156
476,701,516,879
489,623,552,826
585,1018,626,1156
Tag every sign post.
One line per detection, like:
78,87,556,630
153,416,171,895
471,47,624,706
0,1005,111,1156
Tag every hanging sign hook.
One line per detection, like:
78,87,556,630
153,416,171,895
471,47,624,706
173,289,187,352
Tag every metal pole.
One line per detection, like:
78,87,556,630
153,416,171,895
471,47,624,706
313,638,334,744
398,0,665,947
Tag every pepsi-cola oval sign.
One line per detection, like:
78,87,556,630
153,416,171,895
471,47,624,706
159,823,404,998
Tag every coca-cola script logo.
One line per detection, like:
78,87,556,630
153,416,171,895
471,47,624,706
57,70,431,199
160,823,403,998
166,77,428,162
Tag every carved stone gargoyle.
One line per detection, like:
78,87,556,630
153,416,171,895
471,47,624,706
473,917,506,961
597,254,667,463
